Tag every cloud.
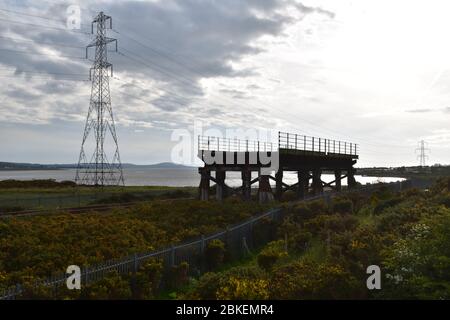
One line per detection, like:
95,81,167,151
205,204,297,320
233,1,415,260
406,108,433,113
0,0,326,122
294,2,336,19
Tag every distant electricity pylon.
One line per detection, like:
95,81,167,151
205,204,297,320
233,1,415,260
75,12,125,186
415,140,430,167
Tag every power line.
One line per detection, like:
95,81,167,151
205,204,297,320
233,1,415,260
112,28,412,149
0,67,87,77
0,7,65,23
0,47,87,60
0,16,91,34
0,74,89,81
0,35,85,48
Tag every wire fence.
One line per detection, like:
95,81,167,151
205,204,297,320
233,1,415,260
0,181,409,300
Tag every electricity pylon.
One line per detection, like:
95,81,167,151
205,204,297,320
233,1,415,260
415,140,430,168
75,12,124,186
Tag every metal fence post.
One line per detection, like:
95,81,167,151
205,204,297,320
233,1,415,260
170,246,176,267
84,266,89,287
201,235,206,253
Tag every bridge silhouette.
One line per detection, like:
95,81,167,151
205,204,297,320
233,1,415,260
198,131,359,203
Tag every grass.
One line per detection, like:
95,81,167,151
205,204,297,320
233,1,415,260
0,182,198,211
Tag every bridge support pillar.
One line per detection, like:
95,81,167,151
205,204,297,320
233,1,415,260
258,173,274,204
241,169,252,201
347,168,357,189
297,170,309,199
199,170,210,201
275,170,283,200
216,171,226,201
334,170,342,192
312,169,323,195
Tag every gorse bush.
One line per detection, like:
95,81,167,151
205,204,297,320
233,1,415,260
0,199,269,290
257,241,287,271
184,180,450,300
269,260,363,300
216,277,270,300
205,239,226,270
332,199,354,214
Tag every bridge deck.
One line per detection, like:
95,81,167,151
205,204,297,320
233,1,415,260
197,132,359,202
198,132,358,171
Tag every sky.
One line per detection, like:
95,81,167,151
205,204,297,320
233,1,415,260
0,0,449,167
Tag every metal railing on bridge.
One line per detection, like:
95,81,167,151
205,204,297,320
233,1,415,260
198,136,275,152
278,132,358,156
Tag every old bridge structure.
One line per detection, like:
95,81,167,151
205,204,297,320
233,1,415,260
198,132,359,203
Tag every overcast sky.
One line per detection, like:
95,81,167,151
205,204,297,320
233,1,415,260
0,0,449,167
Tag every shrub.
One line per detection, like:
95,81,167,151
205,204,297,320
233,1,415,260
269,260,364,299
80,271,132,300
91,193,141,205
332,199,354,214
304,214,358,237
216,277,269,300
307,200,329,217
289,204,313,222
187,266,266,300
257,241,287,271
281,191,298,202
134,258,163,299
252,217,278,247
374,197,403,215
205,239,226,270
290,229,313,252
166,262,190,289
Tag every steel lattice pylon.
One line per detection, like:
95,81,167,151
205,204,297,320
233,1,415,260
75,12,124,186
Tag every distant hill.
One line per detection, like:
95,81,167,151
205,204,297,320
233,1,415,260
0,162,194,171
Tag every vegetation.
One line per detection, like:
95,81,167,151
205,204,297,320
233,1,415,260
0,198,271,294
0,179,198,211
2,178,450,299
183,178,450,300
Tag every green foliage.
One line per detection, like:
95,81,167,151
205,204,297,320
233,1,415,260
373,197,403,215
134,258,163,299
252,216,278,246
80,271,132,300
205,239,226,270
304,214,358,237
184,179,450,301
186,266,267,300
332,199,354,214
381,210,450,299
0,199,267,290
269,260,363,299
216,277,269,300
166,262,190,289
257,241,287,271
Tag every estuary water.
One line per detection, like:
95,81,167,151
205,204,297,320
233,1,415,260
0,168,405,187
